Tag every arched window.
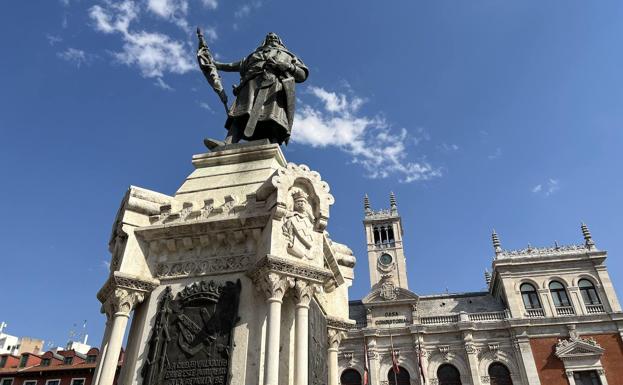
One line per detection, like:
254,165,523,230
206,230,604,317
520,283,541,309
387,367,410,385
549,281,571,307
438,364,462,385
488,362,513,385
579,279,601,305
340,369,362,385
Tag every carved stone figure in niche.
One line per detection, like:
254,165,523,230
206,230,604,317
282,188,315,259
142,280,241,385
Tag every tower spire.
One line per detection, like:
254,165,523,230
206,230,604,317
492,229,502,256
484,269,492,285
390,191,397,214
364,194,371,214
581,222,595,250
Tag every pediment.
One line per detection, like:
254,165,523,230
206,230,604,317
555,338,604,359
362,286,419,304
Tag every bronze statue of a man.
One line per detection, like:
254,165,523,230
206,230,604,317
197,32,308,148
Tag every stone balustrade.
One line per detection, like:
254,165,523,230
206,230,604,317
555,306,575,316
586,304,605,314
526,308,545,318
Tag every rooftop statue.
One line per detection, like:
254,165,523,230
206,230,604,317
197,30,309,149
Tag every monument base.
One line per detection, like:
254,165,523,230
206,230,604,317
94,143,356,385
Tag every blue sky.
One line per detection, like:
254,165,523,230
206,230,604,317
1,0,623,349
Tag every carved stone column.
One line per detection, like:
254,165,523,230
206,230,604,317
294,280,318,385
464,339,482,385
327,328,345,385
258,272,294,385
366,336,380,385
92,316,113,385
94,288,145,385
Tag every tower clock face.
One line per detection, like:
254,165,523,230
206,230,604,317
378,253,393,266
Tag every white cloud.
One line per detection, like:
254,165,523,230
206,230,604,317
234,1,262,19
200,0,218,9
57,48,90,68
147,0,189,30
199,101,214,113
488,147,502,160
46,34,63,46
532,178,560,196
293,86,441,183
532,184,542,193
154,77,174,90
88,1,194,79
439,142,459,152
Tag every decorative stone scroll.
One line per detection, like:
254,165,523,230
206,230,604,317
141,280,242,385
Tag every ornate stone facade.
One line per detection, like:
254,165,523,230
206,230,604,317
339,196,623,385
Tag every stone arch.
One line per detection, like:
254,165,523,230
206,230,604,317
543,275,572,289
514,278,540,293
572,273,601,288
427,351,471,384
340,368,363,385
379,355,418,384
477,350,520,379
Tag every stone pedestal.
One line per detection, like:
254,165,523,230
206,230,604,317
93,143,356,385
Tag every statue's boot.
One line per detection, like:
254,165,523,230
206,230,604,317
203,137,225,149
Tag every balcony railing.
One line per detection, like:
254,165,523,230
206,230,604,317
556,306,575,316
468,311,507,322
526,308,545,318
586,304,605,314
420,314,460,325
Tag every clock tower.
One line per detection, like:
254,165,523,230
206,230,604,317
363,192,409,291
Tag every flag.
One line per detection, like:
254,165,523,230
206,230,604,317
391,346,400,374
417,338,426,384
363,338,370,385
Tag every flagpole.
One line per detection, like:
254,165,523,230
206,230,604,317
389,323,398,385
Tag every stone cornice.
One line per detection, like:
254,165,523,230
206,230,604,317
327,316,356,331
493,244,606,263
97,271,159,304
248,254,334,285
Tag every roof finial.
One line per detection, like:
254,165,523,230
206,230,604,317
492,229,502,256
484,269,492,285
581,222,595,250
364,194,371,214
390,191,397,214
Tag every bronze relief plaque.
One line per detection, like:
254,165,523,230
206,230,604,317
142,280,241,385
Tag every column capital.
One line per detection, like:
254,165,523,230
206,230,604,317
103,288,146,317
294,279,320,308
256,272,295,301
327,328,345,350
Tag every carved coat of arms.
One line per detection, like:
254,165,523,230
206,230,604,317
142,280,241,385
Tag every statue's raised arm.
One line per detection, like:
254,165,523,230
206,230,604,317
197,32,308,150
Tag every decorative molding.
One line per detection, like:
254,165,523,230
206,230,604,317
97,272,159,305
253,272,295,301
156,255,252,280
248,255,334,285
145,226,263,259
555,336,605,361
438,345,450,361
326,316,356,331
328,329,345,350
294,279,319,307
497,243,590,259
103,288,146,316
